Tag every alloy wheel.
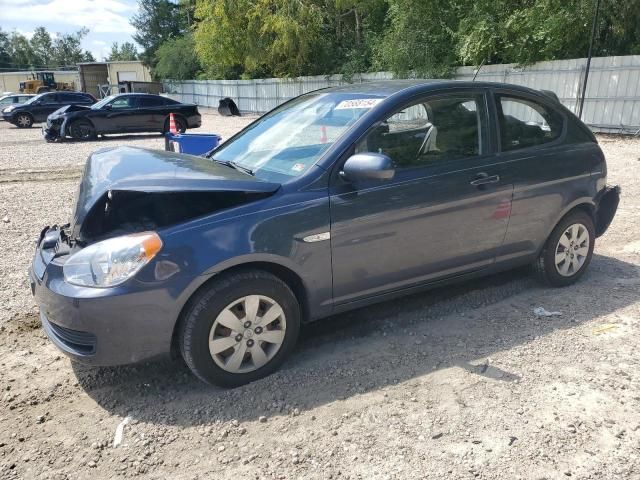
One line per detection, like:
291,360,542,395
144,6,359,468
209,295,287,373
70,122,94,139
17,114,32,127
554,223,590,277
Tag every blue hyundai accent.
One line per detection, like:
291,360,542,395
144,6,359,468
30,81,620,386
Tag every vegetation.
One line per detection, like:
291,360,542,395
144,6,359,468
106,42,139,62
136,0,640,80
0,27,95,70
154,34,201,80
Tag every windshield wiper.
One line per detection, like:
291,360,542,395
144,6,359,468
213,159,254,176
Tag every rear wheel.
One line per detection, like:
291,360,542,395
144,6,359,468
533,211,595,287
179,270,300,387
163,116,186,134
15,113,33,128
68,120,96,140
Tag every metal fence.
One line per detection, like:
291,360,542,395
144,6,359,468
164,55,640,133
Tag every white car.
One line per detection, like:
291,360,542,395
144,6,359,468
0,94,35,116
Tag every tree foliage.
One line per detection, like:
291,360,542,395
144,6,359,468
131,0,189,68
0,26,94,70
106,42,139,61
154,34,201,79
140,0,640,80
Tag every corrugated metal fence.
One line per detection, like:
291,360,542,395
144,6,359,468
164,55,640,133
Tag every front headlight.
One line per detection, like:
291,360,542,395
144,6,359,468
63,232,163,288
2,106,15,113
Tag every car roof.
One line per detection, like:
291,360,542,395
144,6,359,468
321,79,551,100
112,93,161,97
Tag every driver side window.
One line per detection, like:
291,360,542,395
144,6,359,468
356,94,487,169
110,97,135,109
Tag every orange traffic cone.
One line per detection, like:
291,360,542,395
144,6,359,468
169,113,178,134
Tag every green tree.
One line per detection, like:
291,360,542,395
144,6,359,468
373,0,459,77
195,0,330,78
0,29,11,69
154,34,201,79
106,42,139,61
50,28,95,67
29,27,53,68
7,31,35,69
131,0,188,68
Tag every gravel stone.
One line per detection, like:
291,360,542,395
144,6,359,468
0,120,638,479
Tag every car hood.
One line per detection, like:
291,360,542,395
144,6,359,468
71,146,280,240
51,104,91,117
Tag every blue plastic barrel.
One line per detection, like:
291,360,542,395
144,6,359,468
165,132,222,156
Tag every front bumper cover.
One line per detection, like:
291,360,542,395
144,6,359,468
29,227,181,366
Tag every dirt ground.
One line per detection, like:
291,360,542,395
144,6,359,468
0,113,639,480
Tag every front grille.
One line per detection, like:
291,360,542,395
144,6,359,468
44,315,97,355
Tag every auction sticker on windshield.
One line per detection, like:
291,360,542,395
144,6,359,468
335,98,383,110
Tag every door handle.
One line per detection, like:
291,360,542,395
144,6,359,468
470,172,500,186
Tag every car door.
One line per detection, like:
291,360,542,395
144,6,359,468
490,90,599,262
96,96,140,133
136,96,166,131
329,90,514,305
31,93,62,122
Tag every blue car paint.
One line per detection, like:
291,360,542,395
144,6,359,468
30,80,618,367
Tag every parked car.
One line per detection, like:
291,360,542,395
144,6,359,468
42,93,202,141
30,81,620,387
2,91,95,128
0,93,35,118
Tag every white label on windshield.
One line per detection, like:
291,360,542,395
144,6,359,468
335,98,383,110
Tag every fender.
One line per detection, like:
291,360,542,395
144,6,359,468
537,196,596,254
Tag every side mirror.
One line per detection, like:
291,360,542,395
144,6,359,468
103,104,112,110
340,153,395,183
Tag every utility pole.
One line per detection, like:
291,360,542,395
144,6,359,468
578,0,602,119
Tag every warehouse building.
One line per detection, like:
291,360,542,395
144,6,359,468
0,61,155,97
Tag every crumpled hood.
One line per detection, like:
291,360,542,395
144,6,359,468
53,104,91,116
71,146,279,239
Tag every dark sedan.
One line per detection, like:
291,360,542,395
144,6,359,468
43,93,201,141
30,81,619,387
2,91,95,127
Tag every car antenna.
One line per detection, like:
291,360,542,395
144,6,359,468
472,58,486,81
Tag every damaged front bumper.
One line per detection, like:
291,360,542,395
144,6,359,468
29,226,184,366
42,117,63,142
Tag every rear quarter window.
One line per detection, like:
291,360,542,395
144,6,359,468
497,95,564,151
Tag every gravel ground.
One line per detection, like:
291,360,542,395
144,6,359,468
0,114,639,480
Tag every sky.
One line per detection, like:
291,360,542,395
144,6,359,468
0,0,139,62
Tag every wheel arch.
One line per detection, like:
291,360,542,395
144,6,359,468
61,115,95,137
538,199,596,256
15,111,34,124
169,260,310,358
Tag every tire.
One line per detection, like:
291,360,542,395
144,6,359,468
163,116,187,134
15,113,33,128
68,120,96,140
179,270,301,387
533,211,595,287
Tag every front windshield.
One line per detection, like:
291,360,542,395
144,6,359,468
92,95,116,109
212,92,386,182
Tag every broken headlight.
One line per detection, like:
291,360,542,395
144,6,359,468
63,232,162,287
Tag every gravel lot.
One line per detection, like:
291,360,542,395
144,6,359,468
0,114,639,480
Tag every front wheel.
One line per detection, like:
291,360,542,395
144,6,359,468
15,113,33,128
533,211,595,287
179,270,300,387
68,120,96,140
